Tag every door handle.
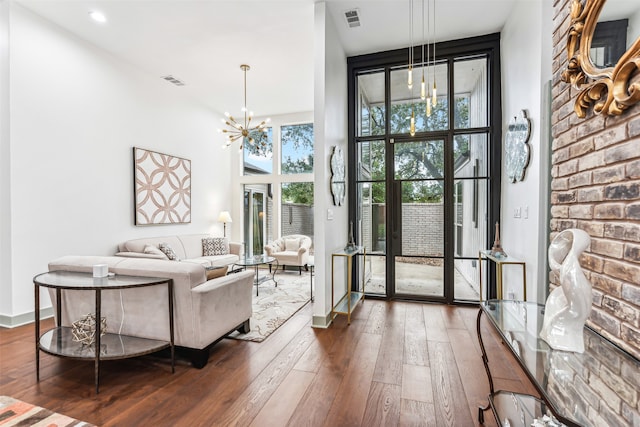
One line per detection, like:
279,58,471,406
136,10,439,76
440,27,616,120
392,182,400,236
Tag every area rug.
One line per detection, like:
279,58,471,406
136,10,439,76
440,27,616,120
228,270,311,342
0,396,95,426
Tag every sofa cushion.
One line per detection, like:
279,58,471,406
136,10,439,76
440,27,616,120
115,251,167,260
49,255,129,272
144,244,168,258
181,258,211,267
176,234,210,259
159,243,179,261
271,251,301,264
192,253,240,268
202,237,229,256
284,237,300,251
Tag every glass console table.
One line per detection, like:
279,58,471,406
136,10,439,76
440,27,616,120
34,271,175,394
477,300,640,427
478,250,527,301
331,246,365,324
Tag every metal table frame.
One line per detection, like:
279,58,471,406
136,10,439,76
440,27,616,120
233,255,278,296
34,271,174,394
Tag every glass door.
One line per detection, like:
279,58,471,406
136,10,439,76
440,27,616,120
391,137,446,301
351,39,500,304
243,186,268,257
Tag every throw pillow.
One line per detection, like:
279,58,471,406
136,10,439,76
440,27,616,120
284,237,300,252
202,237,229,256
144,244,168,259
205,266,228,280
158,243,179,261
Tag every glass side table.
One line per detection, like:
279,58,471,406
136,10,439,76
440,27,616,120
34,271,175,394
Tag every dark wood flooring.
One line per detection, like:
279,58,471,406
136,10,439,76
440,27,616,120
0,300,537,426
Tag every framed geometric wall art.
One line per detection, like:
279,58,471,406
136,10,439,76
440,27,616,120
133,147,191,225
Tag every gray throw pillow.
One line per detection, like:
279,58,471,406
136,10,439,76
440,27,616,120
158,243,179,261
202,237,229,256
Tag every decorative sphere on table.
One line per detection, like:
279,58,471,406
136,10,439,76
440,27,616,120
539,228,592,353
71,314,107,346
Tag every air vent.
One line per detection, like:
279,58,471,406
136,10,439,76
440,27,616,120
344,9,361,28
161,75,185,86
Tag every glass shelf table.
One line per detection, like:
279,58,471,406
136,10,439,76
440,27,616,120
331,246,366,324
34,271,175,394
478,250,527,301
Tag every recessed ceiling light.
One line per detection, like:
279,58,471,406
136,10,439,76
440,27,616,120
88,11,107,23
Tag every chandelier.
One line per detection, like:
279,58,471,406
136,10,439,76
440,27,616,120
408,0,438,134
219,64,270,151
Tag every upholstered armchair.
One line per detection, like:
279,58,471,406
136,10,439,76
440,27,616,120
264,234,312,274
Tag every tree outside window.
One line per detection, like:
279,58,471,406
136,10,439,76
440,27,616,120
281,124,314,175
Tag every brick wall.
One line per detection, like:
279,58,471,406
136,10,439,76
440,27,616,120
360,203,444,256
402,203,444,256
552,0,640,358
545,328,640,426
281,203,314,240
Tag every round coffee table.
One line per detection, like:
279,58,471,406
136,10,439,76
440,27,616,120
233,255,278,296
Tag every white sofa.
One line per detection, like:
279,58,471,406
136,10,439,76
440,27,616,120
47,236,254,368
115,234,241,268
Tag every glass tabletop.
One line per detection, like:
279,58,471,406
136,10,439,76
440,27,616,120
39,327,169,360
333,246,364,256
33,271,170,290
480,300,640,427
235,254,276,267
479,249,522,264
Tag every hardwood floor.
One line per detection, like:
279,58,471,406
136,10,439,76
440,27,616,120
0,300,537,426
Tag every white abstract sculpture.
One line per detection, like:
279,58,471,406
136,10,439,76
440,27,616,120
539,228,592,353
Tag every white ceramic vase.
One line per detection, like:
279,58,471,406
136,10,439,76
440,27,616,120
539,228,592,353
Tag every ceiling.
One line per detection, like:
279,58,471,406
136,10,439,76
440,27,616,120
15,0,520,117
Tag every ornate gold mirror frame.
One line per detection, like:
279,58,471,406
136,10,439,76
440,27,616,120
562,0,640,117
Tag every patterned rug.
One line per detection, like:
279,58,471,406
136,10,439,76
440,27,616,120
0,396,95,426
228,269,311,342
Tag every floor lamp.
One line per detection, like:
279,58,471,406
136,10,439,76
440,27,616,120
218,211,232,237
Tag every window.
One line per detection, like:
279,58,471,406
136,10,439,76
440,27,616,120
281,182,314,237
348,34,502,303
239,118,314,253
243,128,273,175
281,124,314,174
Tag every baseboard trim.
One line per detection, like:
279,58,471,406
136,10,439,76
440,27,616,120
311,313,332,329
0,307,54,328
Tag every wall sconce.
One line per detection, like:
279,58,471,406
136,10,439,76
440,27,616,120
218,211,233,237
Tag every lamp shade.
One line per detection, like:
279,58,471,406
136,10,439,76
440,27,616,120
218,211,233,223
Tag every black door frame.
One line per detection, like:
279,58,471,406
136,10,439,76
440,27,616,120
388,134,450,303
347,33,503,303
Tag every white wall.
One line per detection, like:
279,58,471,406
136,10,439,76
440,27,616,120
312,2,348,327
1,4,232,325
500,0,553,303
1,0,11,317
